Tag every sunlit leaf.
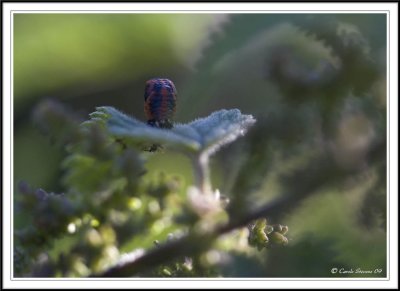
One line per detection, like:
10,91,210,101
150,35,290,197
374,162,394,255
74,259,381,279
87,106,256,156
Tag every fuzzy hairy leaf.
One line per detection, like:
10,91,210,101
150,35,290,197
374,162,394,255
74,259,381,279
86,106,256,156
184,109,256,155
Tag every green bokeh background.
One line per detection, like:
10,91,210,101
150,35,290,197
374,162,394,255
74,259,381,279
14,13,387,277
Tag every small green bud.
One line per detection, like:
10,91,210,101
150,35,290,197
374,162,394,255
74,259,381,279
269,232,289,246
280,225,289,235
162,268,172,276
128,197,142,210
258,230,269,244
255,218,268,231
248,219,270,250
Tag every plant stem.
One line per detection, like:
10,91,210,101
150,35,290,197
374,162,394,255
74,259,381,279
190,153,212,195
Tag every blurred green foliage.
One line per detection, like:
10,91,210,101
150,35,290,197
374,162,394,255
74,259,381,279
14,13,386,278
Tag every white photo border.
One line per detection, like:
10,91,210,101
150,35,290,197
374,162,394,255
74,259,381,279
3,2,398,289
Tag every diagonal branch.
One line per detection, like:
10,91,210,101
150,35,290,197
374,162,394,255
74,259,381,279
93,194,305,277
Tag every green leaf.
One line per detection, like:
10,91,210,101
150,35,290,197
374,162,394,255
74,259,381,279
186,109,256,155
87,106,256,156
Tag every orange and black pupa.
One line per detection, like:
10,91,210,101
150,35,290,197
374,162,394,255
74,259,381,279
144,78,177,129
